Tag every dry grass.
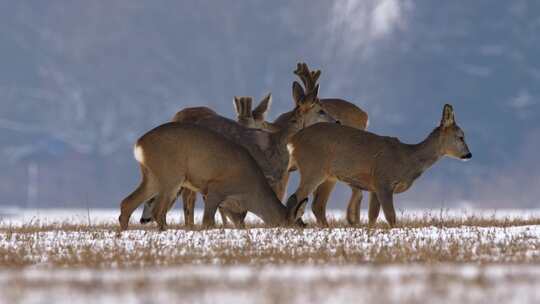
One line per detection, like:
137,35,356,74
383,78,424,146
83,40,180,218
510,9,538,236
2,209,539,233
0,223,538,268
0,209,538,269
0,210,539,303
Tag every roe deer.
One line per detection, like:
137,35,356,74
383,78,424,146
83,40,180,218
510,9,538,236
286,104,471,227
140,81,337,228
139,95,276,227
119,123,303,231
293,62,370,226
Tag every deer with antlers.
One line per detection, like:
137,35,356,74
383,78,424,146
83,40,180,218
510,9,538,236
292,62,371,226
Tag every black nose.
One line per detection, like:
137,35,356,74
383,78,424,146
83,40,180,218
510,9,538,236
336,120,342,125
462,152,472,159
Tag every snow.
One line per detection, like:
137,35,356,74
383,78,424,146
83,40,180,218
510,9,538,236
0,208,538,303
1,207,540,226
0,264,539,304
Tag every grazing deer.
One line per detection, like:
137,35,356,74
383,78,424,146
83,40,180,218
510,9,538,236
139,95,276,227
139,80,337,228
118,123,306,231
286,104,471,227
293,62,370,226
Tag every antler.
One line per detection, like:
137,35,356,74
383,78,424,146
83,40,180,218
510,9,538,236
233,96,253,121
293,62,321,92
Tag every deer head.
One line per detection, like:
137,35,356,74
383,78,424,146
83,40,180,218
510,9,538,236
438,104,472,161
290,81,337,128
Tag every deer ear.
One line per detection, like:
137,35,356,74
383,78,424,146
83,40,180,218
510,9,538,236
440,104,455,128
292,81,305,106
253,93,272,121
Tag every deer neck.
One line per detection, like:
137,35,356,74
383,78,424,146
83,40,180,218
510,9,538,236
265,110,302,184
408,127,444,172
271,111,302,147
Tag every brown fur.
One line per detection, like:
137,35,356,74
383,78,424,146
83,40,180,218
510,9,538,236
119,123,295,231
286,104,471,227
294,62,370,226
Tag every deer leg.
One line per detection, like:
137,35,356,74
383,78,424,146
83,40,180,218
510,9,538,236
119,169,155,231
152,188,178,232
286,173,326,224
311,179,336,227
346,188,363,226
368,192,381,226
375,188,396,228
201,193,222,229
182,189,196,228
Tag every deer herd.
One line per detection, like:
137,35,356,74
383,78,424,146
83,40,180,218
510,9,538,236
118,62,472,231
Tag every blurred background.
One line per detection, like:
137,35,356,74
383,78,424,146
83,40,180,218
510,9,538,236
0,1,538,211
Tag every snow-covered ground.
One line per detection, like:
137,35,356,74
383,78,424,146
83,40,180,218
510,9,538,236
0,208,538,303
1,207,540,226
1,264,540,304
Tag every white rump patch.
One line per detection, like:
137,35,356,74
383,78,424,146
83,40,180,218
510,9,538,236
134,145,144,163
286,143,295,156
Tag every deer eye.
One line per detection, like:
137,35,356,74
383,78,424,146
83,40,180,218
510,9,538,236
318,110,325,115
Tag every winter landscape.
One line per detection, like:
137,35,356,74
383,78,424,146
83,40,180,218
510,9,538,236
1,1,540,303
0,209,538,303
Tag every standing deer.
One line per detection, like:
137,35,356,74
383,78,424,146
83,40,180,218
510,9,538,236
139,79,337,228
139,95,276,227
118,123,304,231
286,104,471,227
293,62,370,226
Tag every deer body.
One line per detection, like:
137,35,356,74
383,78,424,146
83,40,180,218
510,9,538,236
286,104,471,227
308,98,369,226
119,123,291,231
320,99,368,129
292,63,370,226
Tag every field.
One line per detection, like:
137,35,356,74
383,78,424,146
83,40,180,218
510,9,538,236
0,208,539,304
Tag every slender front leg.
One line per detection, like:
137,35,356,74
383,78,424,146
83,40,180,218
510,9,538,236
202,193,222,229
152,189,178,231
345,188,363,226
311,179,337,227
375,188,396,227
182,189,196,227
368,192,381,226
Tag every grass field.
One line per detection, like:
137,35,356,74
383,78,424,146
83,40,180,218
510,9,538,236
0,208,539,303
